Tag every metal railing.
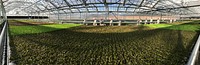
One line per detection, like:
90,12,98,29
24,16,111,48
0,21,10,65
0,0,10,64
187,34,200,65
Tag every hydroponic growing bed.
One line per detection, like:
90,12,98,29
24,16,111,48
9,20,200,64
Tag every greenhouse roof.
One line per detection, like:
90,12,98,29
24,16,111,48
3,0,200,16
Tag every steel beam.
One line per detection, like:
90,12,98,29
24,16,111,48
167,0,195,14
122,0,126,6
117,4,120,12
151,0,160,8
35,5,42,11
82,0,87,6
92,4,98,12
103,0,109,12
80,0,89,12
138,0,144,7
4,1,34,6
152,4,200,11
133,0,144,13
44,11,158,15
63,0,73,13
52,6,139,10
21,0,42,11
53,3,144,8
49,1,68,14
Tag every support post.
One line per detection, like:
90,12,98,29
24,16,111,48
145,19,147,24
150,18,153,24
110,19,113,26
174,19,176,22
118,20,121,26
137,19,142,25
139,19,142,25
170,19,173,23
157,18,160,24
99,19,103,26
83,19,87,25
93,19,97,26
0,0,9,64
69,13,71,21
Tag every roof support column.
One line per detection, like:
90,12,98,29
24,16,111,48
57,10,60,20
103,0,109,12
103,0,109,19
122,0,126,6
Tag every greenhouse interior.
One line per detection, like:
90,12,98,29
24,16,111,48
0,0,200,65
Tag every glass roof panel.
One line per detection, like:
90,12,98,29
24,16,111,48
2,0,200,16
